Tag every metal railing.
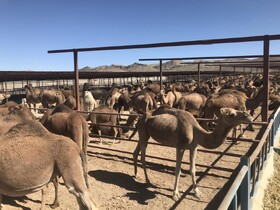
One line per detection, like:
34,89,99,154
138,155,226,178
218,106,280,210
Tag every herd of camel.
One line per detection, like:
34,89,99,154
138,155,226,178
0,73,279,209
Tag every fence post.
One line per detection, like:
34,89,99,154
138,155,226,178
240,156,250,210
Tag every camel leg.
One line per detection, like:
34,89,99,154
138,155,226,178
60,162,97,210
98,129,102,144
172,147,185,201
133,143,141,178
190,147,201,198
50,176,60,209
248,109,255,131
41,187,47,210
140,141,151,185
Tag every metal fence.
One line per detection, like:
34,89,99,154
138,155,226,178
218,106,280,210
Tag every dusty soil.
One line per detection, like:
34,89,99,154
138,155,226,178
2,121,261,210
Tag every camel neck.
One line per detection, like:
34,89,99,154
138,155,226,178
246,88,264,110
197,118,233,149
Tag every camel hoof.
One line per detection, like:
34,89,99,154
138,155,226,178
172,193,180,201
194,189,202,199
50,202,60,209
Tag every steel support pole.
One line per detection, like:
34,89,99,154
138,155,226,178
262,37,270,122
159,60,163,90
219,65,222,85
198,63,201,85
74,51,80,111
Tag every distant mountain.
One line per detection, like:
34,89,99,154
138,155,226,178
79,57,280,73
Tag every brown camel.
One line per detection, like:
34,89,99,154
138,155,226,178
88,105,122,144
40,104,89,208
0,119,97,210
40,104,89,156
132,106,253,201
63,95,77,109
40,89,65,108
178,93,206,117
24,84,42,109
203,89,248,134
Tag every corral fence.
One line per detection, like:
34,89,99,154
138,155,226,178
218,106,280,210
41,34,280,208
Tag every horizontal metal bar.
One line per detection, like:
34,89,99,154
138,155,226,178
140,54,280,62
218,165,249,210
48,34,280,54
249,120,274,164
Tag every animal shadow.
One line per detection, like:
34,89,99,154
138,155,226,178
89,170,157,204
2,195,40,210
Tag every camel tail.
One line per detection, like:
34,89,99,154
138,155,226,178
82,120,89,155
80,151,89,189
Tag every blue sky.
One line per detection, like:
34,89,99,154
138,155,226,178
1,0,280,71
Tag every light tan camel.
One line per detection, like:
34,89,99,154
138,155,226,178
0,101,21,116
178,93,207,117
132,106,253,201
158,89,182,107
0,119,97,210
0,104,36,135
130,91,158,114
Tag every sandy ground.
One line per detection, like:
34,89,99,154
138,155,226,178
1,119,261,210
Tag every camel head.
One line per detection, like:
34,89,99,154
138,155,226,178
8,105,36,120
219,108,253,127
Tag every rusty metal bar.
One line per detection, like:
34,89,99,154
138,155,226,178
198,63,201,85
262,37,270,122
74,51,80,111
249,120,274,164
218,164,249,209
159,60,163,90
140,54,280,62
49,34,280,54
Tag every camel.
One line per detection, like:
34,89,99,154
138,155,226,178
40,89,65,108
0,119,97,210
84,91,97,111
40,104,89,156
40,104,89,208
178,93,207,117
64,95,77,109
0,101,21,116
0,104,36,135
158,89,182,108
24,84,42,110
132,106,253,201
129,91,158,114
88,105,122,144
0,92,11,104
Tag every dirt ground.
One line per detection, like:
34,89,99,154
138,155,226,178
2,117,262,210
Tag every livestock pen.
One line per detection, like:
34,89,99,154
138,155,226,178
1,34,280,209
